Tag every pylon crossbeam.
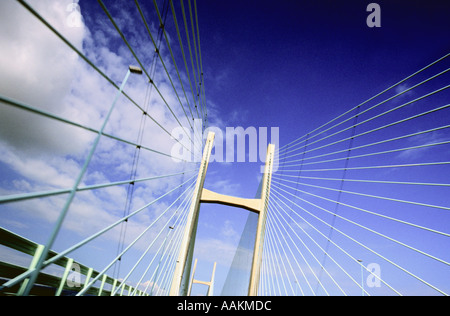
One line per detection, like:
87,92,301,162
200,188,261,213
169,132,275,296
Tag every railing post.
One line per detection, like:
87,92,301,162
17,244,44,296
111,279,118,296
98,274,108,296
81,267,93,295
55,258,74,296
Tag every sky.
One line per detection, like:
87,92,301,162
0,0,449,296
193,0,450,196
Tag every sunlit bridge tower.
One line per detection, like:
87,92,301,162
169,132,276,296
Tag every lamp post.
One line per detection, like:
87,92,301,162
20,66,142,296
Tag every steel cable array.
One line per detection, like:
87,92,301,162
261,53,450,296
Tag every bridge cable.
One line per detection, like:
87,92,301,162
271,183,449,295
278,53,450,153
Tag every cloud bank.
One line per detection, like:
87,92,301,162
0,0,198,257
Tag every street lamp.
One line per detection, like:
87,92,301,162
20,65,143,295
129,65,143,75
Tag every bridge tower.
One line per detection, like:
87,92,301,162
169,132,276,296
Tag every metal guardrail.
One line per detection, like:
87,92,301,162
0,227,148,296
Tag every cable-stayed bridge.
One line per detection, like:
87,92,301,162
0,0,449,296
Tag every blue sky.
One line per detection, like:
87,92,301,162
0,0,449,296
189,1,450,295
193,0,450,195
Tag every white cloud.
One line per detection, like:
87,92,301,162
0,1,256,294
396,130,448,161
0,0,196,252
0,145,81,189
207,178,241,196
0,0,89,156
393,83,414,102
193,237,239,267
221,220,238,240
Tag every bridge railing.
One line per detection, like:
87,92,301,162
0,227,147,296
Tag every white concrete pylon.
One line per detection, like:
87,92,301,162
169,132,275,296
